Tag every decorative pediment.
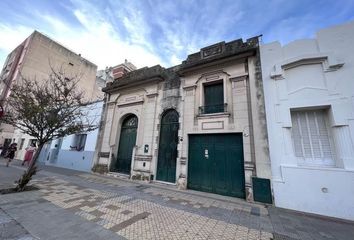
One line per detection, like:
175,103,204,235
117,93,144,107
195,70,229,84
201,42,225,59
179,37,259,74
270,53,344,80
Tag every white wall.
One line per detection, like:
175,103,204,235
261,21,354,220
45,101,103,172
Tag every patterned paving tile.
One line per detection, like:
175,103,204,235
32,177,273,240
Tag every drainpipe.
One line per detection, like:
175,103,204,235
92,92,110,172
245,60,257,176
150,93,158,180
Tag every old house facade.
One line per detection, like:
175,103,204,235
94,37,272,202
261,21,354,220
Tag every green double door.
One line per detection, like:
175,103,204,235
114,115,138,174
156,110,179,183
188,134,245,198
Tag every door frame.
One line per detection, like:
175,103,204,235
111,113,139,174
50,138,63,163
154,108,180,183
186,132,246,198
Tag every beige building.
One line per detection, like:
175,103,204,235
0,30,98,159
94,37,272,203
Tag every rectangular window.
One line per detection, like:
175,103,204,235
19,138,25,150
29,139,37,147
202,82,224,114
71,134,87,151
291,109,334,167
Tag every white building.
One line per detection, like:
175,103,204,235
38,101,103,172
261,21,354,220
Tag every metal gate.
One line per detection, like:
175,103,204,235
114,115,138,174
188,133,245,198
156,110,179,183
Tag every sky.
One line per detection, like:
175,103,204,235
0,0,353,70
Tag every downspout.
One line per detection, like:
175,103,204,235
92,93,110,172
245,60,257,176
150,92,159,180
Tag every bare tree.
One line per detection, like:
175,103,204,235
1,68,98,191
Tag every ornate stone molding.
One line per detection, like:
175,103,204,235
270,53,344,80
98,152,110,158
146,92,158,98
117,99,144,107
201,42,225,59
229,74,248,82
180,157,187,165
244,161,255,171
134,155,152,162
183,85,197,91
197,112,230,119
195,70,230,84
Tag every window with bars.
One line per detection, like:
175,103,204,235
291,109,335,167
200,81,226,114
70,134,87,151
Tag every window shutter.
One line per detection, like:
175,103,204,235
316,111,332,159
291,110,334,166
291,113,303,157
204,82,224,114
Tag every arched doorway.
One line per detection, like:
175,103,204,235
114,114,138,174
156,109,179,183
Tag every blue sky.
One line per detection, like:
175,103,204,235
0,0,353,69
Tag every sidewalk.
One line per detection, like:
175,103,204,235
1,160,354,240
0,207,36,240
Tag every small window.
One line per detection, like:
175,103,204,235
70,134,87,151
291,109,334,167
29,139,37,147
19,138,25,150
201,82,224,114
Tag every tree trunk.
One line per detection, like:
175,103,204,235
15,143,44,192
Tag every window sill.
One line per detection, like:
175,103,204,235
70,146,85,151
280,164,354,173
197,112,230,119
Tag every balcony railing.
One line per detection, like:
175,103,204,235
199,103,227,115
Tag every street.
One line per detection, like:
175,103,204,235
1,160,353,240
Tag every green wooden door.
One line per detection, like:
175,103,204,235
156,110,179,183
204,82,224,114
114,115,138,174
188,134,245,198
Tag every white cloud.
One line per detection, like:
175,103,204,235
0,2,163,70
0,24,33,53
0,24,34,68
1,0,352,70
